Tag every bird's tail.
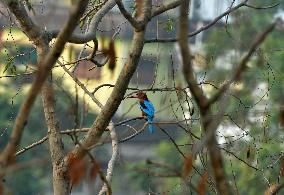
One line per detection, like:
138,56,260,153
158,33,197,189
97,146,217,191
147,116,154,133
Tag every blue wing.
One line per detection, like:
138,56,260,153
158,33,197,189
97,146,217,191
140,100,155,117
140,100,155,133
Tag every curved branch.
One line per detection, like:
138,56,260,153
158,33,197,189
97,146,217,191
145,0,249,43
151,0,181,18
178,0,207,109
244,2,280,10
50,0,116,44
118,123,147,143
115,0,143,30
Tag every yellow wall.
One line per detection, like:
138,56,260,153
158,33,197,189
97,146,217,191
0,29,123,113
54,40,122,112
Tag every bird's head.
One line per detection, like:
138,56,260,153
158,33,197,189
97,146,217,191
128,91,149,101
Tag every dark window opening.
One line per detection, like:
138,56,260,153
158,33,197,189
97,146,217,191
131,56,156,85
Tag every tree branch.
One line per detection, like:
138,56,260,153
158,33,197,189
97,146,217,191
16,117,147,156
178,0,207,110
115,0,143,30
98,124,118,195
151,0,181,18
145,0,249,43
50,0,116,44
58,60,104,108
0,0,89,176
179,1,232,194
42,80,70,195
244,2,279,10
65,0,152,162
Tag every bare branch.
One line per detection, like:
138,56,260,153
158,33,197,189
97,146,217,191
145,0,249,43
80,0,108,22
15,136,48,156
192,98,228,156
16,117,147,156
151,0,181,18
16,128,90,156
118,123,148,143
221,147,259,171
50,0,116,44
264,183,284,195
58,60,104,108
179,1,232,194
178,0,207,109
157,125,185,158
98,124,118,195
115,0,143,30
244,2,280,10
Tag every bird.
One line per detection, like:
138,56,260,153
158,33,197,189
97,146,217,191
128,91,155,133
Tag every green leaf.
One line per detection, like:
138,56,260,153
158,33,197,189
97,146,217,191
164,18,174,33
129,2,136,11
26,1,32,11
10,65,17,75
79,19,85,28
3,58,13,73
25,0,36,15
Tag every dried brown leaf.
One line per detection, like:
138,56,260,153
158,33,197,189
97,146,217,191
107,40,116,73
182,155,193,178
246,147,250,159
67,154,86,187
90,161,100,181
280,156,284,177
280,105,284,128
0,183,3,195
197,172,208,195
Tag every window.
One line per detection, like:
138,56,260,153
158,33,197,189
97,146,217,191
4,45,37,66
73,48,102,80
131,56,156,85
73,60,101,80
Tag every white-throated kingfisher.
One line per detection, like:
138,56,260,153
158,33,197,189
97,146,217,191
128,91,155,133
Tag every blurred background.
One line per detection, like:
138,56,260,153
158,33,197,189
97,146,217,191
0,0,284,194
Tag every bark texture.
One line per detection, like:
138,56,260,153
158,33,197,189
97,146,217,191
42,81,70,195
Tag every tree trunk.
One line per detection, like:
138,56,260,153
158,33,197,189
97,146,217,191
39,48,70,195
